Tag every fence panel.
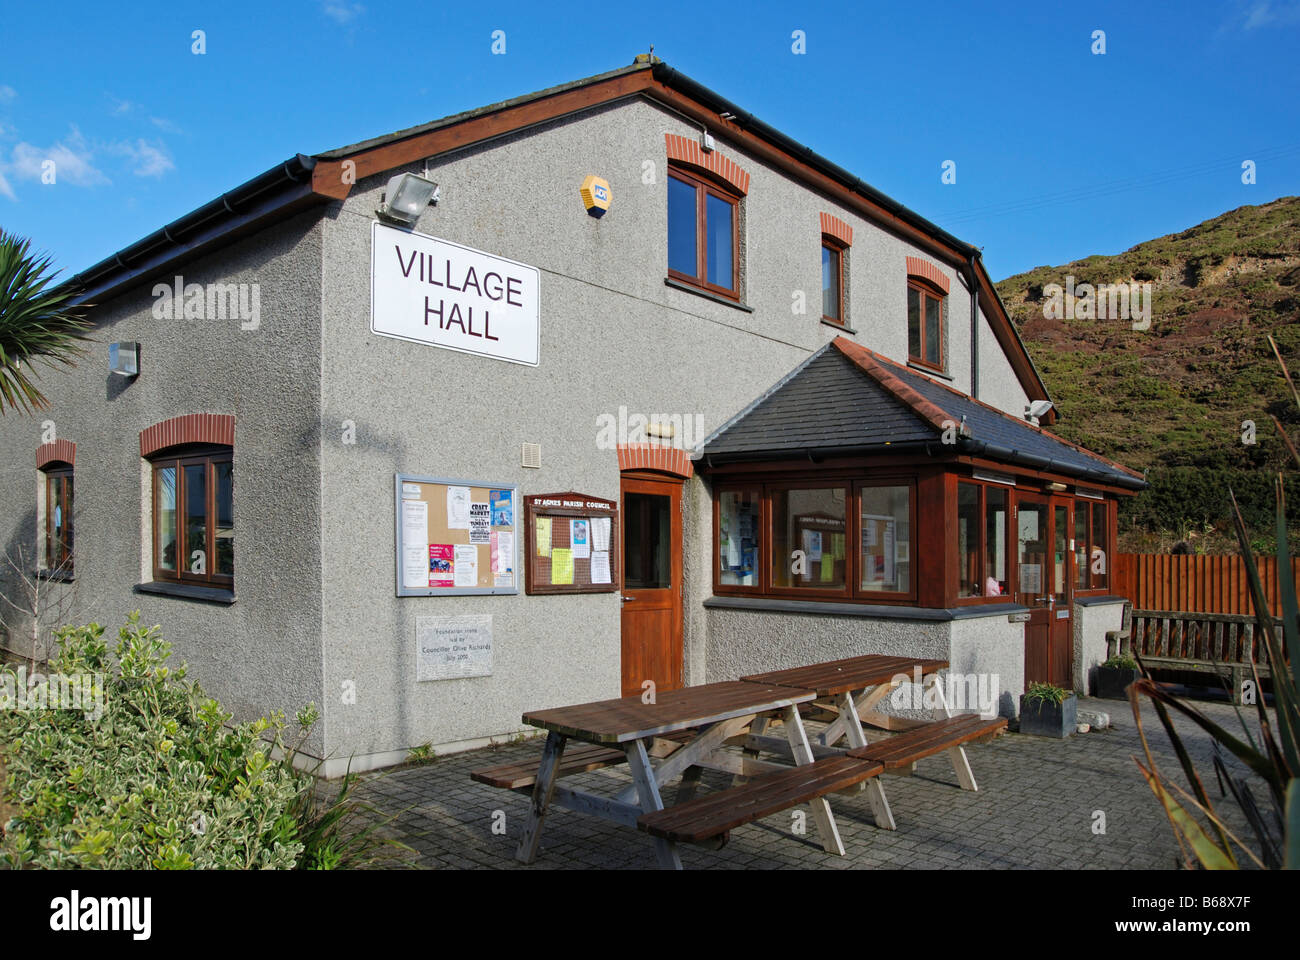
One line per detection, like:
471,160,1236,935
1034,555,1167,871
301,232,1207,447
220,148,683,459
1114,553,1300,616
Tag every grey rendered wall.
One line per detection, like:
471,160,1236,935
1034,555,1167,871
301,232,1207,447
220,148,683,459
0,214,327,756
1074,599,1127,696
948,613,1026,718
315,94,1045,765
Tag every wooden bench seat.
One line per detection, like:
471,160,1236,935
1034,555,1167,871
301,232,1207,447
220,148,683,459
470,729,699,791
636,755,884,844
847,715,1007,770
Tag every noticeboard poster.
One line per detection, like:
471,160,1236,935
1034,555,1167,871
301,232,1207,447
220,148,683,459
395,474,519,596
524,492,620,595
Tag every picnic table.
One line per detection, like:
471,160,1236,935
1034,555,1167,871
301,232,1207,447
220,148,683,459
471,654,1006,868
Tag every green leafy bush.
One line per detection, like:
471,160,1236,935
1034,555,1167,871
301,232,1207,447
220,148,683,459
1,614,320,869
1025,681,1070,706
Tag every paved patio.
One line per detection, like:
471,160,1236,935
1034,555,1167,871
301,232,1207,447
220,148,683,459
353,696,1271,869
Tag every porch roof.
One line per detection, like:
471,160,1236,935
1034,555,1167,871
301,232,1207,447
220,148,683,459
698,338,1147,491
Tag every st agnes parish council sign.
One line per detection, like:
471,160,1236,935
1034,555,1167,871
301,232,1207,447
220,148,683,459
371,221,541,365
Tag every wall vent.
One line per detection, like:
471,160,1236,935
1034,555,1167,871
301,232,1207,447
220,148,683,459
521,442,541,469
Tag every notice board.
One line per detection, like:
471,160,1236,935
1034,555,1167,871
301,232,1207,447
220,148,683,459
395,474,519,596
524,492,619,595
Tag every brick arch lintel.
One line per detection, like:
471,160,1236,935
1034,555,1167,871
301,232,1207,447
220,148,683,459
906,255,950,295
36,439,76,469
140,413,235,457
665,134,750,196
617,443,695,479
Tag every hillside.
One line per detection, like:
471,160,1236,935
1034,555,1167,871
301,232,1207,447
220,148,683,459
994,196,1300,550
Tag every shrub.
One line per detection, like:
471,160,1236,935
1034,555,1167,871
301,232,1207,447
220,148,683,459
1,614,318,869
1102,654,1140,671
1024,681,1070,706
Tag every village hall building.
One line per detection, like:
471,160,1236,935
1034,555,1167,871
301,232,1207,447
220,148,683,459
1,58,1145,774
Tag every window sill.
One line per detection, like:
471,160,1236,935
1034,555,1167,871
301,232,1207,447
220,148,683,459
907,360,953,381
134,581,236,605
1074,594,1126,607
35,569,75,584
821,318,857,334
704,595,1028,621
664,277,754,312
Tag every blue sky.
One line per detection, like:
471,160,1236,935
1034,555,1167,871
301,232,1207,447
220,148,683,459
1,0,1297,282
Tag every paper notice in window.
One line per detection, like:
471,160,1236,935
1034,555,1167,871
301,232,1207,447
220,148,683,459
401,499,429,588
590,550,611,584
454,544,478,587
550,547,574,585
571,519,591,559
469,502,491,544
820,553,834,582
591,516,611,552
536,517,552,557
447,486,471,529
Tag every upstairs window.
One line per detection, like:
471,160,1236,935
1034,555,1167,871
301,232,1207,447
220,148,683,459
43,465,74,574
907,280,944,370
151,448,233,586
822,240,844,324
667,166,739,298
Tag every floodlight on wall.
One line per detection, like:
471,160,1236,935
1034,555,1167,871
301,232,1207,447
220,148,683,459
1024,399,1054,425
376,173,439,226
109,341,139,377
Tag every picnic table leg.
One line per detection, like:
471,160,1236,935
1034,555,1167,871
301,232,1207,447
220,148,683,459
837,691,897,831
734,714,770,786
783,705,846,856
925,673,978,792
625,738,684,870
820,683,895,746
515,732,567,864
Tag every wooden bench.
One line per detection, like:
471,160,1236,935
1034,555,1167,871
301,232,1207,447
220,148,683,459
1107,608,1282,703
636,755,884,844
847,714,1008,770
470,730,696,792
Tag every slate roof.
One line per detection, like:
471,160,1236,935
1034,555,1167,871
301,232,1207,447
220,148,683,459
700,339,1146,490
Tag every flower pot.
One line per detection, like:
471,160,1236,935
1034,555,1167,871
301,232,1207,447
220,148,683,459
1094,665,1140,700
1018,692,1078,738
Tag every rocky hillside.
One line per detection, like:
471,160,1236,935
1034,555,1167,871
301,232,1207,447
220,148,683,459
995,196,1299,549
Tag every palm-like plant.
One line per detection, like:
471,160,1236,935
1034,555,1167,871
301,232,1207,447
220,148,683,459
0,230,91,413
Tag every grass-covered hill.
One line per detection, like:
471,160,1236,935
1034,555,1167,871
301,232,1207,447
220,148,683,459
994,196,1300,551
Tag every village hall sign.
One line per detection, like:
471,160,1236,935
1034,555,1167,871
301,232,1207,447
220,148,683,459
371,221,541,366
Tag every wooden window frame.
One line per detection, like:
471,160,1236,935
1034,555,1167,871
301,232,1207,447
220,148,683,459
953,479,1012,605
1074,497,1112,594
711,475,917,604
43,464,74,574
667,164,740,300
150,445,232,587
907,278,946,372
821,237,845,325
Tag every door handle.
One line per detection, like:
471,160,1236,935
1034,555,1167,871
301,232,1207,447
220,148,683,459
621,595,635,601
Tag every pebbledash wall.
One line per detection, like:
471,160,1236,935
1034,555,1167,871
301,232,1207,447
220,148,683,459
1,80,1111,776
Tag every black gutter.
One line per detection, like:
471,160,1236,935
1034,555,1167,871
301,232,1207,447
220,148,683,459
957,437,1147,490
62,154,321,307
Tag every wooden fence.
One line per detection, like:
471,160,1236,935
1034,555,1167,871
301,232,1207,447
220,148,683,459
1113,553,1300,617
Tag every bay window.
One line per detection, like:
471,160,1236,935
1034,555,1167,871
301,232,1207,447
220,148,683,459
956,481,1010,600
713,478,915,602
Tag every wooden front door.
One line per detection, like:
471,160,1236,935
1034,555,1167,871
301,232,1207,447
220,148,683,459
1015,493,1073,689
620,473,684,697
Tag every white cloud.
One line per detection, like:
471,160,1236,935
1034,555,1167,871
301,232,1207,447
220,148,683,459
0,85,15,102
7,127,108,187
149,115,181,133
320,0,364,24
108,95,136,115
0,170,15,201
1242,0,1300,28
112,138,174,177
